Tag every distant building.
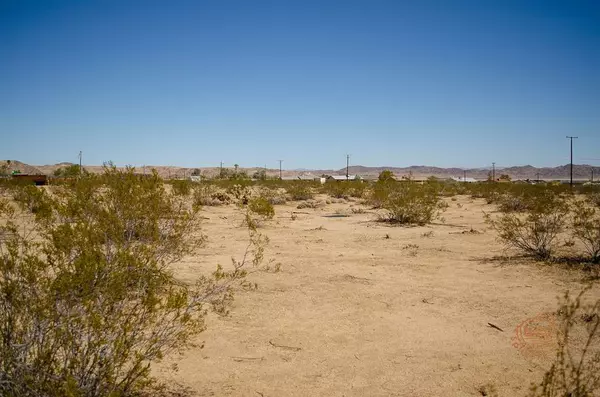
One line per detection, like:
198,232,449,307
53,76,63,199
12,174,48,186
325,175,362,182
282,173,326,183
451,176,478,183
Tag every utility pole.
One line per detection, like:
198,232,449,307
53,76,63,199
492,162,495,181
78,151,82,176
537,172,540,182
463,169,467,183
346,154,350,180
278,160,283,180
592,168,595,183
566,136,578,188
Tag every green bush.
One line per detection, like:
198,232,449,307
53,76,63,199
52,164,87,177
286,181,315,201
377,183,447,225
248,197,275,218
0,166,266,396
170,179,192,196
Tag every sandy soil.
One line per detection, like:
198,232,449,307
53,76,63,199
159,195,599,397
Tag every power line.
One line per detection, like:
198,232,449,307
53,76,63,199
278,160,283,180
566,136,578,188
346,154,350,180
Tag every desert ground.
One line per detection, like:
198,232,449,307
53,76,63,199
156,195,600,397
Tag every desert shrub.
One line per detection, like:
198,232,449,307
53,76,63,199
254,186,286,205
378,183,447,225
286,182,314,201
529,288,600,397
0,166,266,396
497,187,564,214
486,194,569,259
193,184,230,206
11,184,52,220
322,182,350,199
296,200,324,209
572,205,600,263
368,177,396,209
171,179,192,196
498,194,529,212
588,193,600,208
52,164,88,178
248,197,275,220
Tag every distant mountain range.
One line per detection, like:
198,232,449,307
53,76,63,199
1,160,597,181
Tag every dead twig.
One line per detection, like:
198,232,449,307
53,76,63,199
487,322,504,332
269,340,302,351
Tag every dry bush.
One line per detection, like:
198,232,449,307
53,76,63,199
529,288,600,397
572,205,600,263
193,184,230,206
0,166,266,396
588,193,600,208
256,186,287,205
296,200,325,209
486,194,569,259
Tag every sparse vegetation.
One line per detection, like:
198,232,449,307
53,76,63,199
485,194,569,259
52,164,87,177
286,181,315,201
0,166,266,396
572,205,600,263
377,182,447,225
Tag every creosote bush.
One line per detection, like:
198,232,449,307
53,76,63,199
170,179,193,196
486,192,569,259
0,166,266,396
572,205,600,263
377,182,447,225
246,197,275,226
285,182,315,201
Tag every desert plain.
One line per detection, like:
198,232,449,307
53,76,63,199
155,194,600,397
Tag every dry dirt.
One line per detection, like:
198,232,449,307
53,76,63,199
159,195,600,397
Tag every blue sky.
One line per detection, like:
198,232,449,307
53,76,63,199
1,0,599,170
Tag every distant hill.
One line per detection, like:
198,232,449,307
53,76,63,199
0,160,44,175
328,164,597,180
3,160,597,181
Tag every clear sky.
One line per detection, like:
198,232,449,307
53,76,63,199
1,0,599,170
